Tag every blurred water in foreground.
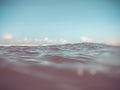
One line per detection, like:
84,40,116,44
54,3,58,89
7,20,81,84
0,43,120,90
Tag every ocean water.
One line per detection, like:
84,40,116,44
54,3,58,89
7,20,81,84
0,43,120,90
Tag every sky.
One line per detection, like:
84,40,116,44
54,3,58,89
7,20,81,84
0,0,120,46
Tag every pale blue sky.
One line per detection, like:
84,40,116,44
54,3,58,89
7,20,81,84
0,0,120,43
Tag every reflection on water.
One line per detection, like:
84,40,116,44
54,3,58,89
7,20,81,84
0,43,120,90
89,69,97,76
77,68,84,76
77,68,97,77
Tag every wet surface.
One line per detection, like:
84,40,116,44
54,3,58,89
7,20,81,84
0,43,120,90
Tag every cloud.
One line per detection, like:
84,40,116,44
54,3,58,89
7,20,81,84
105,37,120,46
42,37,70,45
34,38,41,42
0,37,71,46
80,36,92,42
2,34,13,40
59,39,70,44
44,37,49,42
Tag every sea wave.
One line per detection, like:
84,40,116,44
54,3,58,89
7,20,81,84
0,43,120,90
